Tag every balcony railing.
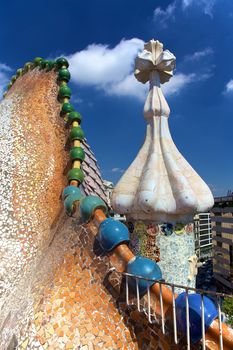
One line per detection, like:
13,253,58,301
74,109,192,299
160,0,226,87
109,268,233,350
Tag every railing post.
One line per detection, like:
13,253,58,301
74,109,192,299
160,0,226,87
172,286,178,344
201,293,206,350
185,288,190,350
218,296,223,350
160,283,165,334
125,274,129,305
136,278,140,311
147,282,152,323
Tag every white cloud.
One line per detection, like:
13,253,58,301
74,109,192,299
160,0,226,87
182,0,194,6
107,74,147,100
184,48,214,61
111,167,125,173
0,63,12,98
72,96,83,104
67,38,146,100
68,38,144,86
153,1,176,26
224,79,233,94
65,38,208,101
0,63,11,72
182,0,216,17
162,73,195,95
108,73,196,100
154,0,216,24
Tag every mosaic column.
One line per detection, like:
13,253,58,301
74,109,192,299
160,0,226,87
111,40,214,287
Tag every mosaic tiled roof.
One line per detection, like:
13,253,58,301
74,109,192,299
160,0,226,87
0,57,232,350
81,140,108,204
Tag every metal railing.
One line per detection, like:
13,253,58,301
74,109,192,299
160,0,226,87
110,268,233,350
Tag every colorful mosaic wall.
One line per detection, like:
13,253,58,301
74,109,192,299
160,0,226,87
16,221,136,350
0,68,68,321
13,218,182,350
0,57,107,300
129,222,196,289
0,61,109,348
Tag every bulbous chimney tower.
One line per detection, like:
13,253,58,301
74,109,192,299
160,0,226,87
111,39,214,287
111,39,214,224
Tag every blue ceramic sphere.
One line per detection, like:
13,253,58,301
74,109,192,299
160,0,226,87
175,292,218,343
79,195,107,223
97,218,129,252
62,185,82,201
127,256,162,296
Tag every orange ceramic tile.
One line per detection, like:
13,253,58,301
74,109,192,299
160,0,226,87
65,342,74,349
15,223,173,349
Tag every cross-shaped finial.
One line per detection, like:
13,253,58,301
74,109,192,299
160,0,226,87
134,39,176,84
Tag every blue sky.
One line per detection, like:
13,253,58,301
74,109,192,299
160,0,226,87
0,0,233,196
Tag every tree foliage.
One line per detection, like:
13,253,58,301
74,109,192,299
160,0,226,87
222,297,233,327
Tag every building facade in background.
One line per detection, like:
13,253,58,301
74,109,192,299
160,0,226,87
103,180,114,207
194,213,213,261
103,180,126,221
211,194,233,292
